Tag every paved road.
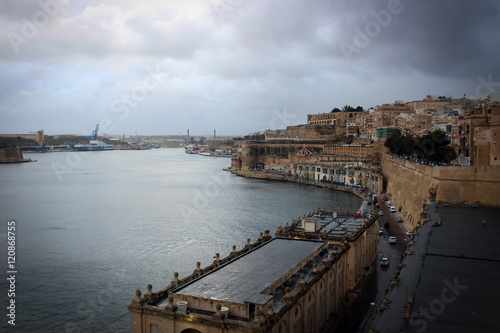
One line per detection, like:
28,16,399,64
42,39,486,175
336,196,409,332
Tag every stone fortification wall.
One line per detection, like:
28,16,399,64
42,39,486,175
382,154,500,226
433,165,500,205
285,124,338,139
0,148,24,161
381,155,434,225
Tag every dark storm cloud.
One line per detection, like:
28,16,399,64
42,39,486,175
336,0,500,78
1,0,499,135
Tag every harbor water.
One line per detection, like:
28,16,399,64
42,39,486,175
0,148,361,332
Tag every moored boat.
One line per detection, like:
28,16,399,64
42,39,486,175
185,144,200,154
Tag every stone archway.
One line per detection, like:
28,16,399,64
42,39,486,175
180,329,202,333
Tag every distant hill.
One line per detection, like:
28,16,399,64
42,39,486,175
0,136,37,148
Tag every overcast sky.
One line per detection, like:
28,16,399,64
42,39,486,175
1,0,499,136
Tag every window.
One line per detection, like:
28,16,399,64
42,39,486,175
150,324,159,333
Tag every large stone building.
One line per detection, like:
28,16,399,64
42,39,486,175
128,211,379,333
450,100,500,166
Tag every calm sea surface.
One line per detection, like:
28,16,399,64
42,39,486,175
0,148,361,332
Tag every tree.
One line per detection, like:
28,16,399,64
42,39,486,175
385,129,457,163
331,107,341,113
355,106,364,112
342,105,356,112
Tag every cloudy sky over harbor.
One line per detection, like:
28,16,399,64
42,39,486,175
1,0,499,136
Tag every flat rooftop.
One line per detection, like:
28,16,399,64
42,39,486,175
371,204,500,332
301,213,368,237
172,238,326,305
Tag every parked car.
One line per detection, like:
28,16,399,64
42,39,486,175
381,257,390,266
384,221,390,228
375,203,380,208
379,211,384,216
389,236,397,244
406,230,413,237
390,207,396,213
379,228,384,235
397,217,403,223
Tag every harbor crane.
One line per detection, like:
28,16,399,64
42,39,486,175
81,124,99,140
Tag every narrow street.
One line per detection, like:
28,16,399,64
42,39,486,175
336,195,411,332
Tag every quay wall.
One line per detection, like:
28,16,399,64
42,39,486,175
381,154,500,226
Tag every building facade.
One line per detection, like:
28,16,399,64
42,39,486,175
129,211,379,333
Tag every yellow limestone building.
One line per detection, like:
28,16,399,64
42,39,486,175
128,211,378,333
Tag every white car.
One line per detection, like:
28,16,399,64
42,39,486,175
389,236,397,244
379,211,384,216
390,207,396,213
381,257,390,266
406,230,413,237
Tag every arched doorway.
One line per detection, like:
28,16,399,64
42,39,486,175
180,329,202,333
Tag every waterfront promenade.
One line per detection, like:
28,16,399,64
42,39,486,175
231,169,366,200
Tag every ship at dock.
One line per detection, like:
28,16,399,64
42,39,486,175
74,124,114,151
185,144,200,154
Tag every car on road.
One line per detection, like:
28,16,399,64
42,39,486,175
389,236,397,244
384,221,389,228
380,257,390,266
379,211,384,216
406,230,413,237
375,203,380,208
397,217,403,223
382,195,388,201
378,228,384,235
390,207,396,213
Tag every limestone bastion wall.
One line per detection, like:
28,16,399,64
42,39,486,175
433,165,500,206
381,154,500,227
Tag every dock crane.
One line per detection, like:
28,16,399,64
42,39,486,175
81,124,100,141
29,130,52,152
